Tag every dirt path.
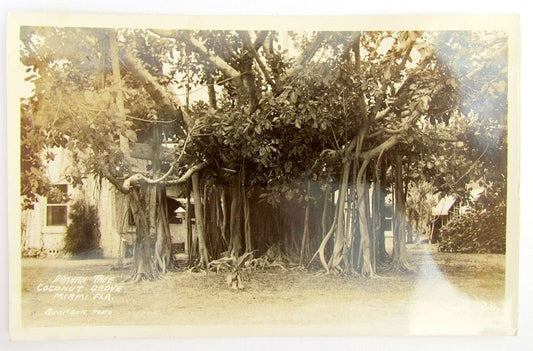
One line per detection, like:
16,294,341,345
19,244,511,335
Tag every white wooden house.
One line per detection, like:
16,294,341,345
21,148,190,258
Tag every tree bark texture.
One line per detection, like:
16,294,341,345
328,161,351,272
185,186,193,266
228,174,243,257
357,160,374,277
299,181,311,266
126,187,159,282
392,153,412,273
191,173,210,268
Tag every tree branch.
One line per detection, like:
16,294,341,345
292,31,329,72
452,143,490,187
121,161,209,189
164,162,210,185
122,50,191,127
361,135,401,161
185,33,242,84
241,31,277,88
375,106,392,121
101,167,130,194
253,31,269,50
147,29,179,39
361,108,424,161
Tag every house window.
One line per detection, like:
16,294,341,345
46,184,68,226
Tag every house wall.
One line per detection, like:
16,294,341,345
21,148,123,258
82,177,126,258
21,203,46,251
22,148,70,255
22,193,73,255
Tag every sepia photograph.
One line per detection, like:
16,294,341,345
6,13,520,341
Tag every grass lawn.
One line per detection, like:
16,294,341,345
18,243,510,336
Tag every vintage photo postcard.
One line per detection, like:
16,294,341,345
6,13,520,340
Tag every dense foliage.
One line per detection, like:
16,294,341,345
21,103,51,209
438,196,506,254
63,200,102,257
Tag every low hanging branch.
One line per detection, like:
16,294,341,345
101,167,130,194
101,160,209,195
123,161,209,190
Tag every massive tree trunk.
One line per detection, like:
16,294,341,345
110,29,176,281
392,153,413,273
203,186,225,260
124,186,174,281
125,187,159,282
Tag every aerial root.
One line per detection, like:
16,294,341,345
122,273,146,284
392,260,415,274
121,263,164,283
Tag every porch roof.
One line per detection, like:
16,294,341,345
432,196,456,216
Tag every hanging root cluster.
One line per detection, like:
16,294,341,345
309,158,377,277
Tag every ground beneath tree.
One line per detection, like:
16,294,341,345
19,244,512,336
